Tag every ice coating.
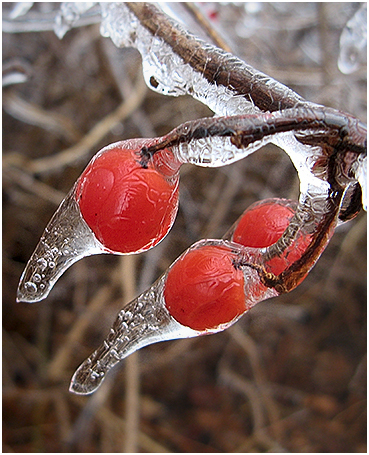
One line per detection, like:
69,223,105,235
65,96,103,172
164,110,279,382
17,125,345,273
17,107,366,302
17,186,105,303
53,1,365,204
70,239,278,394
76,139,180,254
17,137,181,303
338,3,367,75
273,131,333,224
174,135,270,167
99,3,254,116
99,2,366,210
159,110,312,168
145,107,366,214
99,2,307,116
54,2,98,39
70,274,199,394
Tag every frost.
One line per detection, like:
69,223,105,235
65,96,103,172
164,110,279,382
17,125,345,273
338,3,367,74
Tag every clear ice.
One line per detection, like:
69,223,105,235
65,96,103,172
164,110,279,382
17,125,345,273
98,3,366,210
17,185,106,303
68,3,366,395
70,273,200,394
99,2,299,117
70,239,278,394
54,2,97,39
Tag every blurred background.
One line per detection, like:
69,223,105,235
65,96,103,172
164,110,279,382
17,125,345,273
3,2,366,452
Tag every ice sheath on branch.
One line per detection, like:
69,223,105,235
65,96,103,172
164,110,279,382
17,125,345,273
102,2,308,114
101,1,366,273
100,2,366,212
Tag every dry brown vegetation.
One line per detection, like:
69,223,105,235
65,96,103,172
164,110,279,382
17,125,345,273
3,3,366,452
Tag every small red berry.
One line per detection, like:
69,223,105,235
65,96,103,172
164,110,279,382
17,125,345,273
164,244,247,331
232,198,311,278
76,141,180,254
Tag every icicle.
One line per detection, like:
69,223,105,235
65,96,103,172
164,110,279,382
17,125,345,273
17,138,180,303
70,274,199,394
70,239,277,394
17,185,105,303
54,2,97,39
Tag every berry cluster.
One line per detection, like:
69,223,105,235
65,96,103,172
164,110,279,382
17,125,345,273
163,198,311,331
18,138,322,395
76,143,311,332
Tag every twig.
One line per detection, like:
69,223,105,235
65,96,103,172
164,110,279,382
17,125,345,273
53,391,72,445
120,255,140,453
3,92,81,143
3,165,65,206
126,2,309,112
228,325,283,439
219,366,285,452
26,71,147,174
98,407,172,453
203,165,242,237
182,3,233,53
47,283,115,381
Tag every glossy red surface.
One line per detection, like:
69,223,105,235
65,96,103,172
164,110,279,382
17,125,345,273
233,199,311,276
76,145,179,253
164,245,246,331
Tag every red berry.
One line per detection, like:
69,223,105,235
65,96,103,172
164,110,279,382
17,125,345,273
233,200,294,249
164,244,247,331
232,199,311,277
76,141,180,254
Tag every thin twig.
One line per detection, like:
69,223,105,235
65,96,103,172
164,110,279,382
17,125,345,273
120,255,140,453
183,2,233,53
47,283,115,381
98,407,172,452
219,366,285,452
3,165,65,206
126,2,309,112
26,71,147,174
3,91,81,143
229,325,283,439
